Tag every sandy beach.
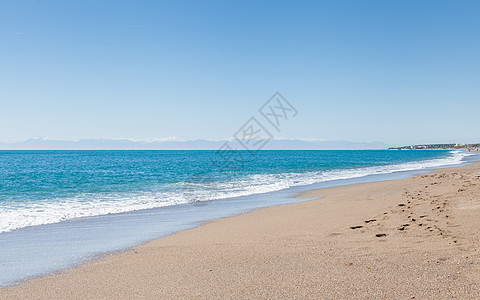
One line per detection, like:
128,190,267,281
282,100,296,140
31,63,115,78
2,161,480,299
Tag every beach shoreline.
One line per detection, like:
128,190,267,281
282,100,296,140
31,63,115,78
2,158,480,298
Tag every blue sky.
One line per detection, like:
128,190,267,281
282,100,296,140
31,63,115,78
1,0,479,146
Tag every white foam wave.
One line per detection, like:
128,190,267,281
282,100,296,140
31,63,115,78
0,151,472,233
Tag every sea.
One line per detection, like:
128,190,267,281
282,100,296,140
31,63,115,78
0,150,478,287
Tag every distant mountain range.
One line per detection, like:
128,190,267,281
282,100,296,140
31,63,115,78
0,138,390,150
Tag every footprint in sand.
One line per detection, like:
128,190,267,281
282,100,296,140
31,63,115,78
350,225,364,230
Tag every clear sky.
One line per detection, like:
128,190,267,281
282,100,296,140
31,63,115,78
1,0,479,146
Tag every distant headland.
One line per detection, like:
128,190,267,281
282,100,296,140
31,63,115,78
389,144,480,151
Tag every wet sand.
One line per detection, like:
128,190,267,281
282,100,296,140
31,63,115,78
2,162,480,299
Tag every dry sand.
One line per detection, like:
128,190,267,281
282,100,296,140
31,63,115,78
2,162,480,299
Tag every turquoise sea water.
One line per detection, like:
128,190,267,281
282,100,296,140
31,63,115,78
0,150,470,233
